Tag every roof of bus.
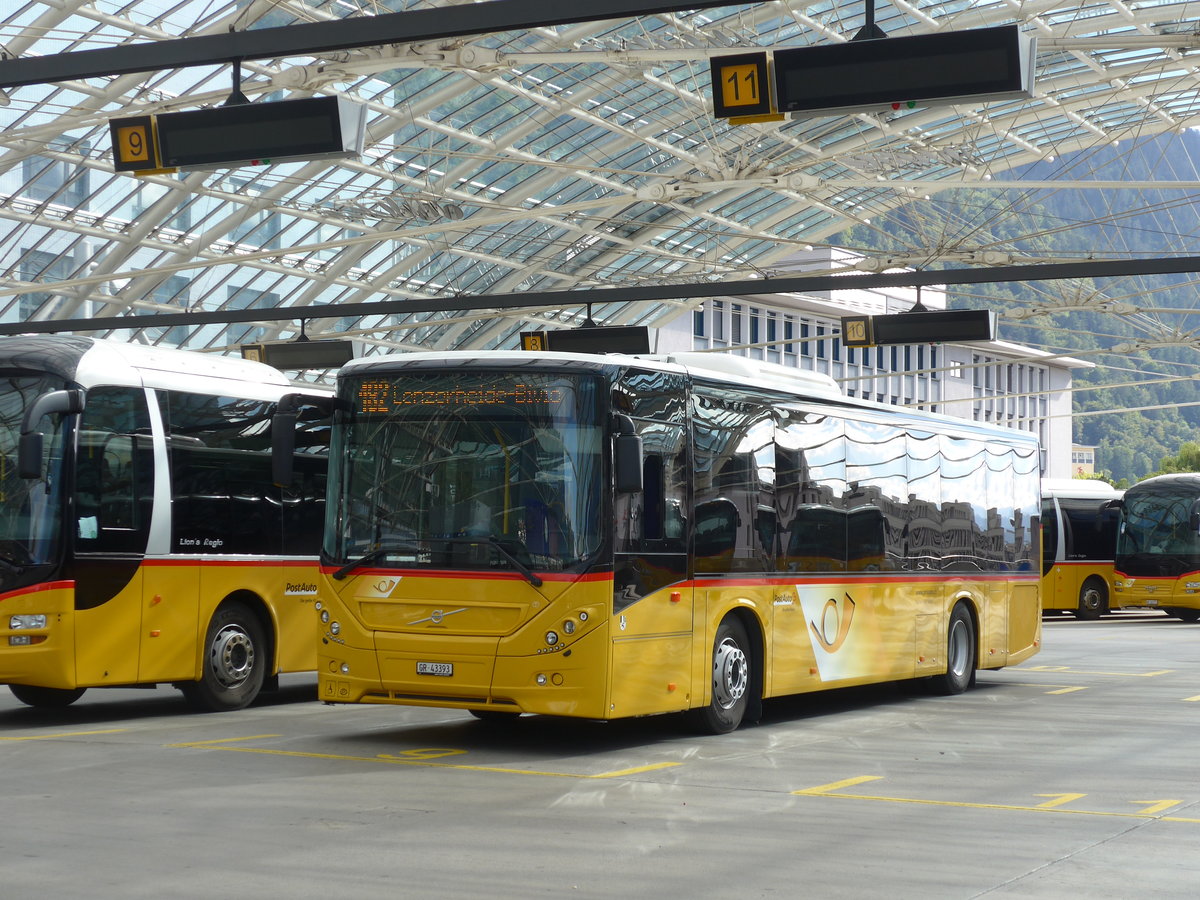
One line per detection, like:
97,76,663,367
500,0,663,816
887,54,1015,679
0,335,328,398
342,349,1039,446
1126,473,1200,492
1041,478,1122,498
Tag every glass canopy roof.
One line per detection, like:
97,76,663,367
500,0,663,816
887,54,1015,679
3,1,1200,363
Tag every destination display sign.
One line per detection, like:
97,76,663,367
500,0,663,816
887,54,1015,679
354,378,565,414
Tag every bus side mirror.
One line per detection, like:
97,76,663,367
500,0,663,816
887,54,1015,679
1190,500,1200,533
272,392,337,487
613,414,643,494
271,406,299,488
18,389,84,479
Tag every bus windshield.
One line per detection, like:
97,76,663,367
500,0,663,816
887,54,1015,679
1117,486,1200,575
0,374,69,572
327,370,604,575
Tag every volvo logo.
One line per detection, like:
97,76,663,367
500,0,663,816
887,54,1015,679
410,607,467,626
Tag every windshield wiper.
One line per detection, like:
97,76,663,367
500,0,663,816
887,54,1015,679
483,536,543,588
332,537,543,587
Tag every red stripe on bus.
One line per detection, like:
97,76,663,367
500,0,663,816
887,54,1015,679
0,580,75,603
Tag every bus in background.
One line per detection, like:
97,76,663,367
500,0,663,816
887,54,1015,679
1040,478,1122,619
281,349,1042,734
1112,474,1200,622
0,336,330,709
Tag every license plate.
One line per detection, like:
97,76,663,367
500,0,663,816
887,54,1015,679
417,661,453,677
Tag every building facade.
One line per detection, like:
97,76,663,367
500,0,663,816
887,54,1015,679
651,249,1083,479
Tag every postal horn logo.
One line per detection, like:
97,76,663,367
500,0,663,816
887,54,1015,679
809,593,856,653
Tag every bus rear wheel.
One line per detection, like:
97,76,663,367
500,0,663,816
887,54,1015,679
180,602,266,712
692,617,751,734
931,603,976,695
1074,577,1108,620
9,684,86,708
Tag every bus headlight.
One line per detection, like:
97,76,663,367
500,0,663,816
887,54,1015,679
563,619,576,635
9,615,46,630
330,621,341,636
320,610,330,624
545,631,559,646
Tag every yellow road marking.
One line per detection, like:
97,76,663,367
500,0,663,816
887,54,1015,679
593,762,682,778
797,775,885,794
168,738,681,779
1184,695,1200,703
0,728,127,742
1036,793,1086,808
1008,682,1088,694
166,734,280,747
1023,666,1172,677
793,776,1200,823
1133,800,1182,816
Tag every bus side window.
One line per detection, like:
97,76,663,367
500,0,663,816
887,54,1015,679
694,498,740,570
75,386,151,552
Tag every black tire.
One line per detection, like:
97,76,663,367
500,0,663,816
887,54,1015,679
931,603,976,695
1073,577,1108,620
180,602,267,712
692,617,752,734
9,684,86,708
1165,607,1200,623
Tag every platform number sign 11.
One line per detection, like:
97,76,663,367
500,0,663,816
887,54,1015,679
710,52,773,119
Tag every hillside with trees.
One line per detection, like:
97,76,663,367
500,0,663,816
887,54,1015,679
834,129,1200,486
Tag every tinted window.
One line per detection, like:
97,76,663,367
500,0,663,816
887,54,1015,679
692,389,775,573
164,391,281,555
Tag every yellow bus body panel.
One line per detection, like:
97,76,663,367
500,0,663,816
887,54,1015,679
317,570,1040,720
0,583,77,688
1113,574,1200,612
0,560,321,691
1041,561,1114,613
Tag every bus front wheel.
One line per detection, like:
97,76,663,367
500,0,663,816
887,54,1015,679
931,603,976,695
1075,577,1108,620
9,684,86,708
692,616,751,734
180,602,267,712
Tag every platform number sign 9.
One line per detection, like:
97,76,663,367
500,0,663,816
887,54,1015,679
109,115,162,173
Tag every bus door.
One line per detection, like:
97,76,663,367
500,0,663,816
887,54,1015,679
609,376,690,717
71,387,156,686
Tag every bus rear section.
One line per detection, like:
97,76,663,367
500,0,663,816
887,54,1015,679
310,351,1042,733
0,335,330,710
1040,479,1121,619
1113,474,1200,622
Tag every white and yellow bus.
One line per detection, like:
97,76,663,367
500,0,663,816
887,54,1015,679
0,336,329,710
284,350,1041,733
1040,478,1122,619
1113,473,1200,622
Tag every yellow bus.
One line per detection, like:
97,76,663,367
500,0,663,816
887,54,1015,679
284,350,1041,733
1112,474,1200,622
1040,478,1122,619
0,336,329,710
